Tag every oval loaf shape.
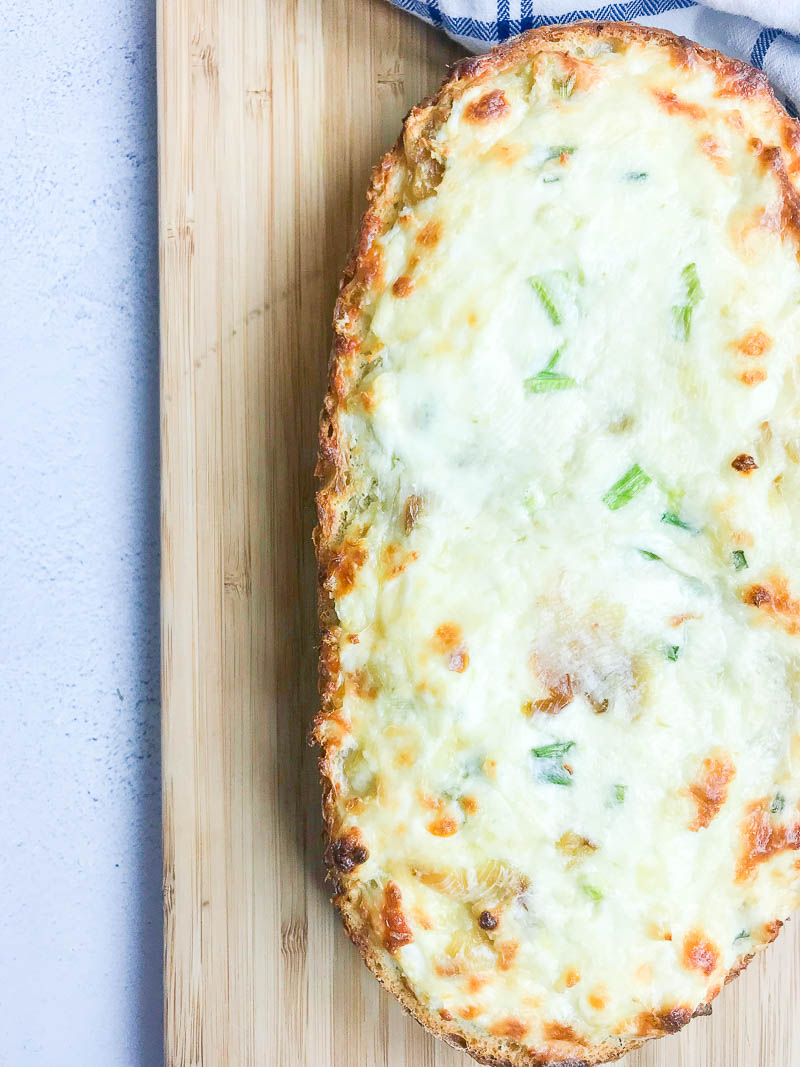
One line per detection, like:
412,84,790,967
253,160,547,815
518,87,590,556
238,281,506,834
314,21,800,1066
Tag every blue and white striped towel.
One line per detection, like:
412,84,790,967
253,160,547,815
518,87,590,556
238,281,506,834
388,0,800,113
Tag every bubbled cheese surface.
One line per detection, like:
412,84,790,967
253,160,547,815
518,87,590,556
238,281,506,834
321,33,800,1057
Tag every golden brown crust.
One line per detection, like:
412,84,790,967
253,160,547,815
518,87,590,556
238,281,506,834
312,20,800,1067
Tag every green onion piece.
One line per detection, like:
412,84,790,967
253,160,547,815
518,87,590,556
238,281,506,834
672,262,704,341
603,464,652,510
770,793,785,815
533,740,575,759
529,277,562,325
545,345,564,371
545,144,576,160
665,645,680,661
672,303,693,341
734,929,750,943
582,883,604,902
542,175,561,184
524,371,576,394
553,74,576,98
543,768,573,786
638,549,661,561
732,549,748,571
661,511,698,533
682,262,703,305
625,171,648,181
613,784,627,804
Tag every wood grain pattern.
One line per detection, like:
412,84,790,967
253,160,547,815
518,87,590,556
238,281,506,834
158,2,800,1064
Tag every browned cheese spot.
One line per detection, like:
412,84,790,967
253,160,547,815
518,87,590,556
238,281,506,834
542,1021,579,1043
382,542,419,580
460,795,479,815
464,89,510,124
466,973,490,994
490,1017,529,1041
736,328,773,357
329,539,367,595
380,881,413,953
698,134,730,172
416,220,443,247
404,493,423,534
743,575,800,635
731,453,758,473
412,906,433,930
484,142,525,167
497,941,519,971
434,958,461,978
736,798,800,882
556,831,597,868
392,275,414,298
329,828,369,873
652,88,706,121
565,968,581,988
418,789,445,811
458,1005,484,1020
688,753,736,831
524,673,574,716
738,367,767,386
427,814,459,837
682,930,720,977
345,669,377,700
439,1008,453,1021
588,988,608,1011
635,1007,692,1036
433,622,470,672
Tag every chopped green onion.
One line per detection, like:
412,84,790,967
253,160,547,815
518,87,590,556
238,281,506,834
625,171,648,181
543,768,573,786
582,883,604,902
732,550,748,571
665,645,680,661
734,929,750,943
529,277,562,325
672,262,704,341
613,784,627,804
672,304,693,341
533,741,575,759
682,262,703,305
603,464,651,510
524,371,576,394
542,175,561,184
770,793,785,815
545,345,564,371
553,74,576,98
545,144,576,160
638,549,661,561
661,511,699,534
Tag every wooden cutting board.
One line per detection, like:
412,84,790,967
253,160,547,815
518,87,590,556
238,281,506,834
157,1,800,1063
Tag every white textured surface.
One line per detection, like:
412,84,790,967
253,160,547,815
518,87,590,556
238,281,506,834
0,3,162,1064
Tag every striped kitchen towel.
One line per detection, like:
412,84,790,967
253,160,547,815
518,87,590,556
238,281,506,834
387,0,800,112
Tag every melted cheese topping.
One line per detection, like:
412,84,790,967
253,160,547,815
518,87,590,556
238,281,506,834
322,37,800,1056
